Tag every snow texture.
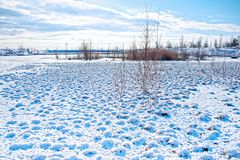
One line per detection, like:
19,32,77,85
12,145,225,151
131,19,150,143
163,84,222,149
0,56,239,159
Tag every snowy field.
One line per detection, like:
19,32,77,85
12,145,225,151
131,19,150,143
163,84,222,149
0,56,240,160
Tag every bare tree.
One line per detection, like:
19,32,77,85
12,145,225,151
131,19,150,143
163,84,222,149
55,52,59,60
196,37,202,61
178,35,184,60
132,3,159,94
214,39,218,48
155,10,161,50
155,10,163,60
81,40,89,60
166,41,172,49
122,43,125,61
129,38,138,60
113,45,118,61
77,49,81,60
140,3,151,60
107,44,111,59
178,36,189,60
89,40,92,61
204,39,209,48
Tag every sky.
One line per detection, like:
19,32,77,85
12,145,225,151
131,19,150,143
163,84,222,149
0,0,240,49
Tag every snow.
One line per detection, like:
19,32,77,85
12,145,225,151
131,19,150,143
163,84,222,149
0,55,56,72
0,56,239,159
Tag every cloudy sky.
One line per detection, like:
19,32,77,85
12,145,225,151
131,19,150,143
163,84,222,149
0,0,240,49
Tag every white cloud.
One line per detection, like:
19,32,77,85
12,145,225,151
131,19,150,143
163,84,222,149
0,0,239,49
0,30,137,49
134,11,240,33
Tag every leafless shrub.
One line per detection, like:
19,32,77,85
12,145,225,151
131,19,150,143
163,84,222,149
92,53,99,60
132,61,159,94
181,51,189,61
113,62,127,98
127,48,179,61
202,57,240,87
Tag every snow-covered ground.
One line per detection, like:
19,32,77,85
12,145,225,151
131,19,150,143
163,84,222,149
0,56,239,160
0,55,55,72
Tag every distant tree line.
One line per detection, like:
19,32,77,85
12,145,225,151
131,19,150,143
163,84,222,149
165,36,239,49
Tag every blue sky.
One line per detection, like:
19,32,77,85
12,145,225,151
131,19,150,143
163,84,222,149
88,0,240,24
148,0,238,23
0,0,239,49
